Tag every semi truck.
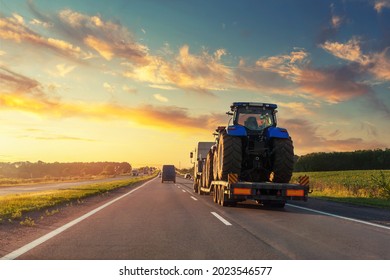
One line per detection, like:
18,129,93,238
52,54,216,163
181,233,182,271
190,102,309,208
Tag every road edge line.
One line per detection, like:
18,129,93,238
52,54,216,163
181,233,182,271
1,178,156,260
286,203,390,230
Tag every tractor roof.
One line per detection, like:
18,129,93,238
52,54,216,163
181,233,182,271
231,102,277,110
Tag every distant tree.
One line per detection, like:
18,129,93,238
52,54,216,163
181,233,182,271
294,149,390,172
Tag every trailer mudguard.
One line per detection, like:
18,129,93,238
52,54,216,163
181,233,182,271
227,125,247,136
266,126,290,139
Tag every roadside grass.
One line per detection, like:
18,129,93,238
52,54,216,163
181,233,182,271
0,175,115,188
0,174,155,225
292,170,390,209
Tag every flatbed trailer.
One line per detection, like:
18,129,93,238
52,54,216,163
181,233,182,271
200,175,309,208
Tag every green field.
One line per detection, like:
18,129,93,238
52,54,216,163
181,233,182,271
292,170,390,208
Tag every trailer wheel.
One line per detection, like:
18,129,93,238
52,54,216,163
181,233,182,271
213,150,219,180
219,185,228,207
270,137,294,183
217,131,242,181
205,150,214,189
213,186,218,203
198,173,204,195
217,185,222,205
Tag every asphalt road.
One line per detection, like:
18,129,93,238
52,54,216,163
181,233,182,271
2,176,390,260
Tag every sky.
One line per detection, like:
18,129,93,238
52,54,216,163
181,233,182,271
0,0,389,168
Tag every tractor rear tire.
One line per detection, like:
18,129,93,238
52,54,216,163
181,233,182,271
271,137,294,183
217,131,242,181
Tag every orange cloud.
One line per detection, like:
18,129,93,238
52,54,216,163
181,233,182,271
57,9,149,65
84,35,114,60
321,38,367,64
296,66,372,102
374,0,390,13
125,45,232,93
0,14,83,59
0,66,226,133
0,92,226,133
321,38,390,82
282,118,388,155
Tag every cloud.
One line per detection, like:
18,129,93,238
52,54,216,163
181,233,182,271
283,118,388,154
103,82,115,93
321,38,368,64
149,84,177,90
122,85,137,94
0,13,83,60
233,58,298,95
53,64,76,77
153,94,168,102
124,45,232,94
374,0,390,13
0,66,42,94
296,65,372,102
321,38,390,82
56,9,149,65
0,66,226,133
2,5,149,65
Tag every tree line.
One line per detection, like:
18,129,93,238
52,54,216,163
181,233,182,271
0,161,132,179
294,149,390,172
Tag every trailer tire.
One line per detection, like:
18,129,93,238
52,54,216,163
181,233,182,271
205,151,214,189
217,131,242,181
219,185,228,207
213,150,219,180
213,186,218,203
270,137,294,183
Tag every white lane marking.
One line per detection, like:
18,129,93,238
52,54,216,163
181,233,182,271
287,203,390,230
211,212,232,226
182,189,186,193
1,178,156,260
191,196,198,201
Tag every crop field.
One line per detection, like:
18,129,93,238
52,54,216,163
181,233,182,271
292,170,390,208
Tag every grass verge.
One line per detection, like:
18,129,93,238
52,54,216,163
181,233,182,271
0,174,155,224
292,170,390,209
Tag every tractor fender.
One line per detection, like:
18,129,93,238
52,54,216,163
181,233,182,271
226,125,247,136
266,126,290,139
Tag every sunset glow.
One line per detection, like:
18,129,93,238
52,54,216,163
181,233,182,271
1,0,389,168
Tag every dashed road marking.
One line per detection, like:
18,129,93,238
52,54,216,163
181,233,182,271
211,212,232,226
191,196,198,201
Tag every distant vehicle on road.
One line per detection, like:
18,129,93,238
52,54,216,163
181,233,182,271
184,173,192,180
161,165,176,183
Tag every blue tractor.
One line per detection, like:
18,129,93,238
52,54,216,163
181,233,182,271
202,102,294,188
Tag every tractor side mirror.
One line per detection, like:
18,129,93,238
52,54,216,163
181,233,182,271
190,152,193,159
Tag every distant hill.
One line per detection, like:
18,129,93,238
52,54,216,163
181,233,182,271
294,149,390,172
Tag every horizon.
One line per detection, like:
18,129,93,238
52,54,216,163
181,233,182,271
1,0,389,169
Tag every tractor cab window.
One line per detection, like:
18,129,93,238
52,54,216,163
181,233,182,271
236,108,274,131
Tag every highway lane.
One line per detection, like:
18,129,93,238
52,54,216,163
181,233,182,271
3,176,390,260
0,175,135,196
